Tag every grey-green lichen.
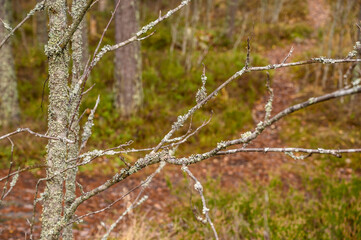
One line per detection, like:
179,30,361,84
241,131,252,140
312,56,337,64
196,72,207,104
41,0,70,239
308,97,316,104
80,96,100,149
217,141,228,149
352,78,361,86
285,152,309,160
346,41,361,59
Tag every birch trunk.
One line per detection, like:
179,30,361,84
0,0,20,128
41,0,69,239
114,0,143,116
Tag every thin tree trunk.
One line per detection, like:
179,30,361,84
271,0,285,23
41,0,69,239
181,3,190,56
322,0,341,89
0,0,20,128
35,0,48,46
206,0,212,29
62,0,87,239
99,0,107,11
114,0,143,116
227,0,239,39
260,0,268,24
185,0,200,72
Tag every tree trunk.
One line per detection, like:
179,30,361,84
62,0,87,239
321,0,341,89
0,0,20,128
227,0,239,39
35,0,48,46
271,0,285,23
99,0,107,11
41,0,69,239
205,0,212,29
114,0,143,116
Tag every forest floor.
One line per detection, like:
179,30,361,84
0,0,358,239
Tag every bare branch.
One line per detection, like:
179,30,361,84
46,51,361,238
166,85,361,165
153,56,361,154
0,128,74,143
0,164,46,182
80,95,100,150
182,166,219,240
245,37,251,69
89,0,191,75
0,1,45,49
101,162,166,240
56,0,95,51
217,147,361,158
0,138,16,202
264,73,273,121
281,46,294,64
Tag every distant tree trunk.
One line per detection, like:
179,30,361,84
181,3,190,56
227,0,239,39
114,0,143,116
321,0,341,89
89,15,97,37
99,0,107,12
41,0,69,239
271,0,285,23
0,0,20,128
35,0,48,46
206,0,213,29
260,0,268,24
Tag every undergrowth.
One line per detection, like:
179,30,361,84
122,165,360,240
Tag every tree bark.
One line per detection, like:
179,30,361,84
41,0,69,239
0,0,20,128
114,0,143,116
62,0,87,239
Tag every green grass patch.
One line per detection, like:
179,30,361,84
165,167,361,239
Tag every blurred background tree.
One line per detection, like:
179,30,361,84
0,0,20,128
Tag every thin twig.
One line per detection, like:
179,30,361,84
182,166,219,240
0,128,73,143
1,138,15,201
101,162,166,240
0,1,45,49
